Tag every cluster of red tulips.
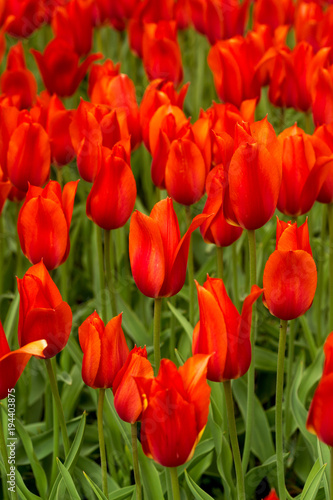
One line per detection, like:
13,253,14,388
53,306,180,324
0,0,333,500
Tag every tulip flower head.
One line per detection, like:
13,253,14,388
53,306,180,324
17,261,72,359
193,276,263,382
17,180,78,270
79,311,129,389
129,197,211,298
135,354,211,467
263,490,280,500
306,332,333,447
263,218,317,321
0,321,47,400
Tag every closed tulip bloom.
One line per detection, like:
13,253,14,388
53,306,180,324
86,146,136,230
129,197,210,298
0,321,47,400
31,38,102,97
263,491,279,500
79,311,129,389
306,332,333,447
17,180,79,270
200,166,243,247
263,218,317,321
113,346,154,424
135,354,211,467
193,276,262,382
17,261,72,359
253,0,294,32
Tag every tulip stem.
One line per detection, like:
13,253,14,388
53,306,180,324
328,203,333,331
242,229,257,473
96,225,107,323
50,367,60,487
153,298,162,374
169,467,181,500
131,423,142,500
185,206,195,325
98,389,108,497
45,358,70,456
276,319,288,500
285,320,296,440
223,380,245,500
232,243,240,311
104,229,117,317
315,205,327,344
216,246,223,279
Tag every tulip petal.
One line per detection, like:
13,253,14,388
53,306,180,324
78,311,103,388
0,321,10,357
300,156,333,214
306,373,333,447
323,332,333,377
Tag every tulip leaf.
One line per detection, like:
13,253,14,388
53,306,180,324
138,446,164,500
56,458,81,499
117,295,151,346
208,414,234,500
300,458,326,500
232,378,275,462
109,486,136,500
61,365,85,420
317,439,330,499
83,471,108,500
184,470,214,500
14,416,48,499
245,453,288,499
167,300,193,340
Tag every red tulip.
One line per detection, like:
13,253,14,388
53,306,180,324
263,218,317,321
2,0,46,38
306,332,333,447
129,197,210,298
17,261,72,358
263,490,279,500
0,165,11,214
78,311,129,389
31,38,102,97
0,42,37,110
0,104,20,178
223,117,282,230
86,146,136,230
135,354,211,467
193,276,262,382
17,180,78,270
113,346,154,423
200,166,243,247
0,321,47,400
253,0,294,33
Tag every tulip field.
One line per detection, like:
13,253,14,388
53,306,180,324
1,1,333,500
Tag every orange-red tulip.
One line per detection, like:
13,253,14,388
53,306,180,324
0,166,11,214
263,491,280,500
129,197,210,298
193,276,262,382
78,311,129,389
86,146,136,230
135,355,211,467
113,346,154,424
2,0,46,37
253,0,294,33
263,218,317,321
31,39,102,97
306,332,333,447
0,321,47,400
17,180,78,270
200,166,243,247
17,261,72,359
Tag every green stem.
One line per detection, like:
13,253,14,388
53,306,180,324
50,358,59,488
330,447,333,500
131,424,142,500
185,206,195,325
45,358,70,456
216,246,223,280
96,225,107,322
169,467,181,500
98,389,108,497
104,229,117,317
276,319,288,500
232,243,240,311
328,203,333,331
154,298,162,374
0,214,4,298
223,380,245,500
15,203,23,279
56,167,63,187
285,320,296,440
242,229,257,473
169,296,177,362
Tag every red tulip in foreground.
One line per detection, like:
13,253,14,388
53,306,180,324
306,332,333,447
113,346,154,424
129,197,210,298
263,218,317,321
0,321,47,400
135,354,211,467
193,276,263,381
17,180,79,270
78,311,129,389
17,261,72,359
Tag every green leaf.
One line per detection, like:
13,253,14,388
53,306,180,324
83,472,108,500
300,458,326,500
56,458,81,499
167,300,193,340
138,447,164,500
317,439,330,500
233,378,275,462
184,470,214,500
245,453,288,499
118,295,151,346
109,486,136,500
208,414,234,500
15,417,48,498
